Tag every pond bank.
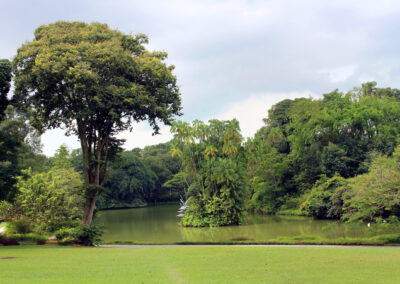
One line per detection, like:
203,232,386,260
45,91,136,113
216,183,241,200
100,233,400,246
99,244,400,248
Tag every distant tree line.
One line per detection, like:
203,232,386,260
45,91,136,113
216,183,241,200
69,143,183,209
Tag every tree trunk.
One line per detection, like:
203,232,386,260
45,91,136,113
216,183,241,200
78,121,110,226
82,191,98,226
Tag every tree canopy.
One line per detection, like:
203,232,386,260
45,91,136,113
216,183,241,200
12,21,182,225
247,82,400,216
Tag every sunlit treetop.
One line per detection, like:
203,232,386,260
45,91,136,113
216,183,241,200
12,21,182,136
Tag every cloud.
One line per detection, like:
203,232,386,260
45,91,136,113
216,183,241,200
41,122,174,156
317,65,356,83
4,0,400,155
117,122,173,151
41,129,80,156
211,91,316,138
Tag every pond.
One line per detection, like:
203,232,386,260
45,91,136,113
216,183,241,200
96,204,398,243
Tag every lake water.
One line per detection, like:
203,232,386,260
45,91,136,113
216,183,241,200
96,204,398,243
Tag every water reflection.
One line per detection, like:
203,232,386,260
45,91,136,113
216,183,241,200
96,204,399,243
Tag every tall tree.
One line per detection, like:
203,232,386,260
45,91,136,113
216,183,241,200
12,21,182,225
0,59,11,121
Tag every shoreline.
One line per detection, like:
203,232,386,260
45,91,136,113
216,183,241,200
98,243,400,248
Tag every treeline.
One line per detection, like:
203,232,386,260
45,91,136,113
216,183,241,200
246,81,400,223
163,82,400,227
69,144,183,209
2,81,400,229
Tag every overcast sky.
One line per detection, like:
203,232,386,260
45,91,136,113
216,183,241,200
2,0,400,156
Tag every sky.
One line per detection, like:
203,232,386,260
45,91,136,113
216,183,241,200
2,0,400,156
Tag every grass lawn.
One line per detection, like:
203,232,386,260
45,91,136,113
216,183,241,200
1,245,400,283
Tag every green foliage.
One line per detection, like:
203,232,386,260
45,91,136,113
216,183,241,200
2,233,47,242
250,82,400,217
182,158,249,227
0,59,11,121
162,171,187,198
51,145,72,168
321,143,349,178
96,196,146,209
300,175,349,219
0,201,17,220
2,146,84,232
172,119,249,227
342,147,400,223
141,143,183,201
13,166,84,232
246,139,291,213
12,21,182,225
12,217,33,234
68,142,182,209
102,150,156,207
55,224,102,246
95,143,182,209
0,106,46,201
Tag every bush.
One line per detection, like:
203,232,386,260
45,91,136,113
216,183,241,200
5,233,47,242
55,224,102,246
300,175,348,219
369,234,400,244
13,217,32,234
342,148,400,223
13,167,84,232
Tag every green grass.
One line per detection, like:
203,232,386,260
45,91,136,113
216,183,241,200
1,245,400,283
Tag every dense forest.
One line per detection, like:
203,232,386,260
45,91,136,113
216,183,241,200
2,78,400,230
246,81,400,223
69,143,183,209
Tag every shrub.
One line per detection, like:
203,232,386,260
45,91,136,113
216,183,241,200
300,174,349,219
369,234,400,244
13,217,32,234
0,167,84,235
342,148,400,223
5,233,47,242
55,224,102,246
